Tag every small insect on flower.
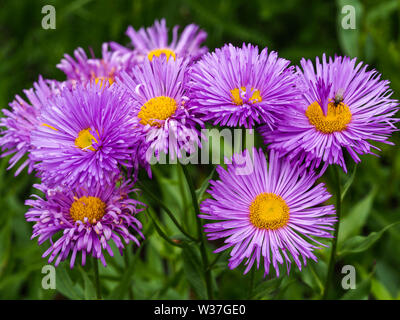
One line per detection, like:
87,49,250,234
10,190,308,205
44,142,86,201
30,82,139,188
110,19,208,64
332,88,345,107
262,54,399,172
25,178,145,268
200,148,336,276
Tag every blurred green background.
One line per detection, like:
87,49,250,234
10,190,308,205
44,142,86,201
0,0,400,300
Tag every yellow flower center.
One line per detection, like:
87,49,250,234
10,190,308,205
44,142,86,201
306,101,352,134
249,193,290,230
75,128,98,151
138,96,177,127
147,48,176,61
230,87,262,105
69,196,106,223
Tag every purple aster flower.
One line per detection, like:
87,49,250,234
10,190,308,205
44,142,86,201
200,148,336,276
261,54,399,172
30,82,138,188
188,43,301,129
0,76,61,175
117,56,203,170
57,43,134,86
110,19,207,64
25,177,145,268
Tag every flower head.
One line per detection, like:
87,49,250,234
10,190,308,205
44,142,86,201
188,43,300,129
25,178,145,268
117,56,203,171
110,19,208,64
57,43,134,86
200,148,336,276
0,76,60,175
31,82,138,187
261,54,399,172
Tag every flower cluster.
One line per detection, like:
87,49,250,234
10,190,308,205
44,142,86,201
1,19,398,276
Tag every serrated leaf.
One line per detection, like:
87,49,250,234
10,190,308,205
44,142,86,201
181,243,207,299
338,221,400,256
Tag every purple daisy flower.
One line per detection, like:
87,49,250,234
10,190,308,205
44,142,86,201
25,177,145,268
188,43,301,129
200,148,336,276
30,82,138,188
110,18,207,64
261,54,399,172
117,56,203,169
57,43,134,86
0,76,61,175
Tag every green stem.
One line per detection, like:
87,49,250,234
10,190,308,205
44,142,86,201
138,181,198,242
322,165,342,299
124,251,134,300
93,258,102,300
147,208,183,248
180,164,214,300
247,267,255,299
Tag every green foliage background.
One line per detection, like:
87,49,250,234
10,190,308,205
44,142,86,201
0,0,399,300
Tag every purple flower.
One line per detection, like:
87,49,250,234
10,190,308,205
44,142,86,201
261,54,399,172
0,76,60,175
200,148,336,276
31,82,138,188
110,19,208,64
57,43,134,85
117,56,203,171
188,43,301,129
25,178,145,268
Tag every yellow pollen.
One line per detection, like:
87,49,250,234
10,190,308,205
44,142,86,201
75,128,98,151
147,48,176,61
249,193,290,230
306,101,352,134
138,96,177,127
69,196,106,223
94,77,114,87
230,87,262,105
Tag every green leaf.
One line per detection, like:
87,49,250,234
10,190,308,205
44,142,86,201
371,278,393,300
250,277,282,299
181,242,207,299
341,164,357,201
338,187,376,244
56,265,84,300
338,221,400,256
108,256,135,300
195,166,216,203
341,277,371,300
78,266,96,300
